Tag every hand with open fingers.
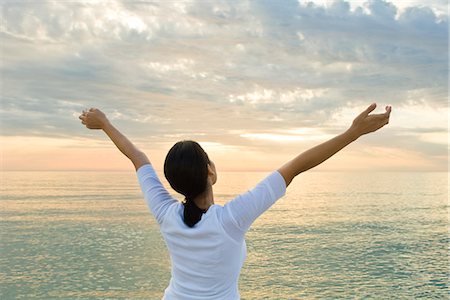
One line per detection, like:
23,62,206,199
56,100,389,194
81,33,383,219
78,108,109,130
349,103,392,138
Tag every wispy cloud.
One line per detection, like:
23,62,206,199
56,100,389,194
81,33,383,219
1,0,447,171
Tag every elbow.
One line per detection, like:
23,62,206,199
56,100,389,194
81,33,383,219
277,168,294,188
136,150,149,163
131,151,150,170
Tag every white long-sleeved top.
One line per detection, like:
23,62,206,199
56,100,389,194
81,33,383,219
137,164,286,300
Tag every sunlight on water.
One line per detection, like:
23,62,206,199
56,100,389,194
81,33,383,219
1,171,448,299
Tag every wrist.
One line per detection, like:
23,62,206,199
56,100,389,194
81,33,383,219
344,127,360,142
101,119,112,131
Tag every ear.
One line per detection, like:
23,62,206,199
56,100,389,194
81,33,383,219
207,163,215,176
207,162,217,185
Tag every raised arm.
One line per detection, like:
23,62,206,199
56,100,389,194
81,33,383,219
278,103,392,187
79,108,150,170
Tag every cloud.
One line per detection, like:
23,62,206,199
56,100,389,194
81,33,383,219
0,0,447,170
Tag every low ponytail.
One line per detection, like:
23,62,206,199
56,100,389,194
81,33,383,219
164,140,210,228
183,197,207,227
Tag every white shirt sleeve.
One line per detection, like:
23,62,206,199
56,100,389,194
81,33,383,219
221,171,286,239
136,164,178,224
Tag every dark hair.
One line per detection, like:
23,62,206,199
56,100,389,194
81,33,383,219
164,140,210,227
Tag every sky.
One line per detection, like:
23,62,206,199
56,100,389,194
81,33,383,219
1,0,448,172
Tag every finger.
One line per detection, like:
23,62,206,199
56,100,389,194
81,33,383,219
382,106,391,123
357,103,377,119
365,103,377,115
385,110,391,125
385,105,392,116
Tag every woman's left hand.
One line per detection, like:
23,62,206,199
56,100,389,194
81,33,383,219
348,103,391,139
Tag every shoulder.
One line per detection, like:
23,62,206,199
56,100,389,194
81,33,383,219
159,201,183,224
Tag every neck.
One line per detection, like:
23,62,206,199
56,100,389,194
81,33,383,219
194,185,214,211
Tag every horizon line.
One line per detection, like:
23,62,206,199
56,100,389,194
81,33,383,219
1,169,448,173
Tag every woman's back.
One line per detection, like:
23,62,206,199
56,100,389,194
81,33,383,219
137,163,286,300
161,203,246,299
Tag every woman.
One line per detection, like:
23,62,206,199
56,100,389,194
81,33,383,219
79,103,391,299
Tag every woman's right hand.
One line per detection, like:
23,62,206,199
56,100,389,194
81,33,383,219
348,103,392,139
79,108,110,130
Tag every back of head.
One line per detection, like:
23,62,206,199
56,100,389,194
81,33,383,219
164,140,210,227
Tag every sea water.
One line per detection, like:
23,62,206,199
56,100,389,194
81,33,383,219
1,170,448,299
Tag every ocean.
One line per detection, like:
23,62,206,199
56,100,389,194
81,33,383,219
1,170,448,299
